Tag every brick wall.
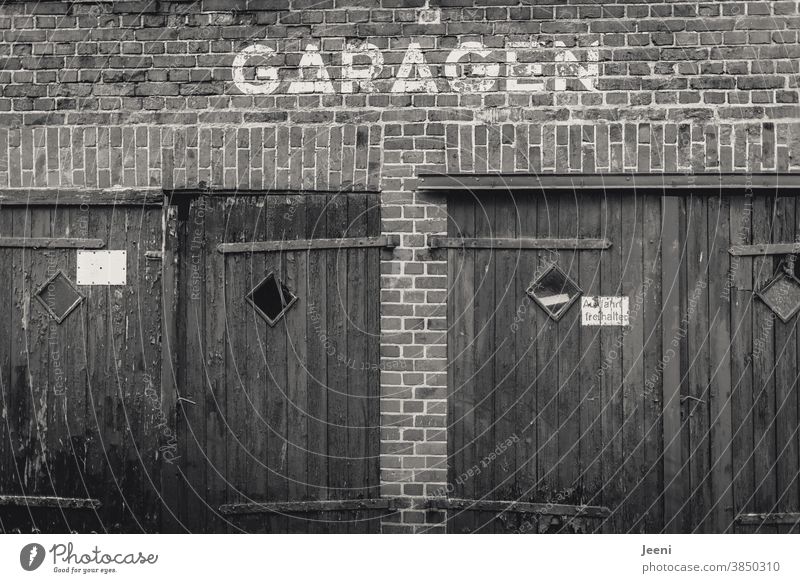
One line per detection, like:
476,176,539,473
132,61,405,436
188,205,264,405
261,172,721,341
2,0,800,532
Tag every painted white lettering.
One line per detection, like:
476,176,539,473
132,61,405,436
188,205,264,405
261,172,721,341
232,38,600,95
341,41,383,93
505,41,545,92
232,44,279,95
391,42,438,93
288,44,334,94
555,41,599,91
444,41,499,93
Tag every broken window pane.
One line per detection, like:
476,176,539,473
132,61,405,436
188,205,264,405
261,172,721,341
526,263,582,321
34,270,84,324
246,271,298,326
757,270,800,323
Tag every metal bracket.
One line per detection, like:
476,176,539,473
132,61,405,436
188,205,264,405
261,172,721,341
729,243,800,256
0,237,104,249
218,235,400,254
425,497,611,519
219,498,411,516
0,495,101,510
735,512,800,526
429,236,611,250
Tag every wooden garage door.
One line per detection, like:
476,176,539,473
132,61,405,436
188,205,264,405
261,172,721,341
166,192,386,533
0,195,163,533
445,188,800,534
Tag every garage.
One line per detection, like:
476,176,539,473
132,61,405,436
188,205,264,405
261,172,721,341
424,174,800,533
0,190,163,532
163,191,392,533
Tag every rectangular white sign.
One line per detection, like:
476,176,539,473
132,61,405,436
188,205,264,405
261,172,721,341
77,250,127,285
581,296,629,326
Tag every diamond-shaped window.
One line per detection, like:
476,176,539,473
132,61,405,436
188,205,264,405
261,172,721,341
34,270,84,324
757,270,800,323
526,263,582,321
246,271,298,326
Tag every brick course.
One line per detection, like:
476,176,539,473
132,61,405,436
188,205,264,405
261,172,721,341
2,0,800,532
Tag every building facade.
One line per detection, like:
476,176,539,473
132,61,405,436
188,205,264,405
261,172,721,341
1,0,800,534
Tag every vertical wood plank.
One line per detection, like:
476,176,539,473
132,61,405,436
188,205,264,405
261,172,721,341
661,195,683,533
140,206,164,531
8,207,30,508
30,208,51,504
576,190,602,527
641,192,663,531
751,195,777,532
557,190,582,521
179,197,207,532
599,190,623,533
707,194,734,533
791,201,800,533
82,205,111,530
264,196,288,534
116,205,146,531
160,202,182,533
285,195,309,533
6,207,30,530
326,192,349,533
346,192,368,532
621,190,645,531
365,192,382,531
677,197,691,532
472,194,496,532
27,208,51,531
514,198,538,519
536,192,560,522
61,205,102,530
204,197,227,533
685,194,712,533
305,194,328,533
493,191,517,505
48,206,78,513
447,196,475,534
772,194,798,531
729,193,755,529
224,196,259,533
0,204,14,520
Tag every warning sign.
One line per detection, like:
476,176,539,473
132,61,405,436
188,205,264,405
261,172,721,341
581,296,629,326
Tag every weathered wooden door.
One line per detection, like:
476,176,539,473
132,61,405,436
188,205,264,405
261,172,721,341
445,188,800,534
167,193,384,533
0,196,163,533
724,192,800,534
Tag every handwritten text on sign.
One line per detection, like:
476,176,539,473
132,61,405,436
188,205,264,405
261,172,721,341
233,40,599,95
581,296,629,326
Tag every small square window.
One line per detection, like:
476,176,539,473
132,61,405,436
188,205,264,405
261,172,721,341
34,270,84,324
526,263,582,321
757,270,800,323
246,271,298,326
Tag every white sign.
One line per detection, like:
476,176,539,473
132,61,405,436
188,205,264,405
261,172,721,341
77,250,127,286
581,296,629,326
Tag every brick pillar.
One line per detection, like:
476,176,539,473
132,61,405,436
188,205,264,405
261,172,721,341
379,171,449,532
